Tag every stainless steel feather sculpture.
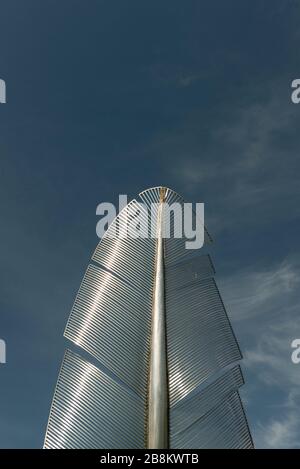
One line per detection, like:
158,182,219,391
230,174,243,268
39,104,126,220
44,186,253,449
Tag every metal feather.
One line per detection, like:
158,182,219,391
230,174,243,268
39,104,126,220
44,186,253,449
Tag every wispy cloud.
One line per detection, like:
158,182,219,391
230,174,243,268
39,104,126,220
220,259,300,321
219,257,300,448
256,413,300,449
161,84,300,233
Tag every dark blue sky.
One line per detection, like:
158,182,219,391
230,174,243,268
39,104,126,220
1,0,300,448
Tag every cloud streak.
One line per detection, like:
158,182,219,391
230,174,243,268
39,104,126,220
219,257,300,448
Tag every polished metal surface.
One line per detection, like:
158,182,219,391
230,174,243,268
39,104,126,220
166,276,242,405
171,391,253,449
64,263,151,397
147,193,168,449
170,365,244,434
166,254,215,291
44,350,145,449
92,199,156,288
